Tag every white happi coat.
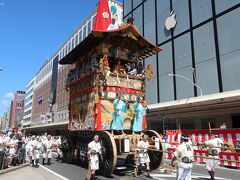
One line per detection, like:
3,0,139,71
88,141,102,170
205,138,223,171
137,140,150,164
26,140,34,157
32,140,41,160
174,142,194,180
55,138,62,156
43,139,53,158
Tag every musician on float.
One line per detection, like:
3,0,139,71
111,90,127,135
132,94,146,135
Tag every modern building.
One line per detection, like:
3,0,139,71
22,77,36,127
10,91,25,128
4,102,13,130
29,0,123,128
123,0,240,131
0,114,6,130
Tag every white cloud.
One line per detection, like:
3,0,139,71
0,100,11,106
0,2,5,6
5,92,14,99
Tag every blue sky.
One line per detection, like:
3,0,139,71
0,0,122,116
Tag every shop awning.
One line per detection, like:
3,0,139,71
148,90,240,118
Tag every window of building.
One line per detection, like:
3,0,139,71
193,22,216,64
159,75,174,102
144,0,156,44
79,30,82,42
172,0,190,35
92,15,96,27
133,5,143,34
133,0,142,9
158,43,174,102
193,22,219,96
87,21,91,35
175,66,194,99
64,46,67,56
191,0,212,26
217,8,240,91
172,33,193,99
124,0,132,17
38,96,43,105
215,0,240,14
195,59,219,95
174,33,192,70
71,38,74,49
157,0,171,44
68,41,71,52
145,55,158,104
83,26,87,39
75,34,78,46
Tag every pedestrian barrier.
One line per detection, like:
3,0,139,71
165,148,240,167
219,152,240,167
166,129,240,145
194,150,207,163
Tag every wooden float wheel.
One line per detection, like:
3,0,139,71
144,130,164,170
98,131,117,177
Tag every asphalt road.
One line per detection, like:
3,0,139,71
40,154,240,180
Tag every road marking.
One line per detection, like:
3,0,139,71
194,163,240,172
151,172,232,180
39,164,69,180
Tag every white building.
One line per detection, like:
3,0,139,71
22,77,36,127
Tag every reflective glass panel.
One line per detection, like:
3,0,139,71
191,0,212,26
133,6,143,34
157,0,171,43
124,0,132,16
172,0,190,35
175,66,194,99
215,0,240,14
144,0,156,43
193,22,216,63
217,8,240,91
174,33,192,70
195,59,219,96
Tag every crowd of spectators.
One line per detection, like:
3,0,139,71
0,130,62,170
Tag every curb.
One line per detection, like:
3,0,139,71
0,163,30,175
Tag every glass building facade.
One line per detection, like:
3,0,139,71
124,0,240,104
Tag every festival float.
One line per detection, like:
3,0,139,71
58,0,164,176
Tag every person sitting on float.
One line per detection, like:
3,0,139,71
128,64,137,76
137,62,144,76
113,60,127,74
107,18,120,31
